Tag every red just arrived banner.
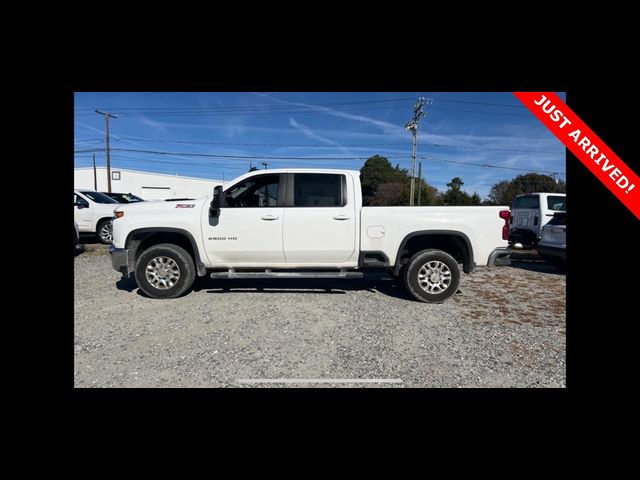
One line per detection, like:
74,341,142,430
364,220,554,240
513,92,639,220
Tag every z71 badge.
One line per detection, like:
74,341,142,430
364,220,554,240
175,204,195,208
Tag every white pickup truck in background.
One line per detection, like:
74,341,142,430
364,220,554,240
109,169,511,303
509,192,566,248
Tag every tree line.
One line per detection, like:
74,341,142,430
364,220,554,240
360,155,566,206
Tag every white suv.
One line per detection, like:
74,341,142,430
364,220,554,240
74,189,119,244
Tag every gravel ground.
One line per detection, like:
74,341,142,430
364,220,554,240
74,246,566,388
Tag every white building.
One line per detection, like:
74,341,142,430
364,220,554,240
74,167,223,200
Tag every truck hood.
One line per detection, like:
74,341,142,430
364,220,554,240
114,197,209,216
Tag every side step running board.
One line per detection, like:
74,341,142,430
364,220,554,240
210,269,363,279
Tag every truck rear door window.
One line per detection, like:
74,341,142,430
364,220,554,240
547,195,566,211
294,174,345,207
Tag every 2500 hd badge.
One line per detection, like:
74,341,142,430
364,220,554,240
208,236,238,240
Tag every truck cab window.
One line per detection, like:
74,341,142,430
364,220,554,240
225,174,280,207
294,174,345,207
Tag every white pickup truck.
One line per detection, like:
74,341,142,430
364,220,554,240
109,169,511,302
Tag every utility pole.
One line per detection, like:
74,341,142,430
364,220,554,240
404,97,428,206
417,160,423,206
249,160,253,171
92,154,97,190
95,110,117,193
262,161,269,170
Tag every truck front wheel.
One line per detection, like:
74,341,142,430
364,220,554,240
97,219,113,244
135,243,196,299
403,249,460,303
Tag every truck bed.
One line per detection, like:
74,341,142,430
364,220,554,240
360,206,509,267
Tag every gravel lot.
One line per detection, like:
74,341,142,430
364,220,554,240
74,245,566,388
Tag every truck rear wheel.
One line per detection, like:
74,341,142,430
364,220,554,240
135,243,196,299
403,249,460,303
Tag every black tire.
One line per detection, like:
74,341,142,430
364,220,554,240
135,243,196,299
403,249,461,303
96,219,113,244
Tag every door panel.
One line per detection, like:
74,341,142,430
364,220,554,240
203,208,285,264
74,194,93,232
202,173,286,265
282,173,356,264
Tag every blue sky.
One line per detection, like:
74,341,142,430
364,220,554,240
74,92,566,198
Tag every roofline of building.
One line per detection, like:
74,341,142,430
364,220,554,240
74,167,222,183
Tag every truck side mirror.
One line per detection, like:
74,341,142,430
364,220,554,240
210,185,224,217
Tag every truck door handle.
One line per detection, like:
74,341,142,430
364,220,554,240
260,214,279,221
333,214,351,220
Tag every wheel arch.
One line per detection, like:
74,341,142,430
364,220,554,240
125,227,206,276
95,216,113,231
393,230,474,275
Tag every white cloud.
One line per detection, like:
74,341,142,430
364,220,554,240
288,117,355,156
139,116,171,135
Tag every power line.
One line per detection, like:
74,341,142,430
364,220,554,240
75,149,564,176
433,98,526,109
74,135,562,155
428,106,532,117
74,97,417,112
421,156,565,175
74,104,412,117
74,95,527,112
427,142,561,155
114,136,409,147
75,135,562,155
75,147,409,160
75,103,534,118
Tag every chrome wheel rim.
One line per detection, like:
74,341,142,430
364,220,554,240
145,256,181,290
417,261,452,294
99,222,112,243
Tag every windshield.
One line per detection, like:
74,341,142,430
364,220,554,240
80,191,118,204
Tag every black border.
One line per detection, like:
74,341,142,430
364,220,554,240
48,75,637,415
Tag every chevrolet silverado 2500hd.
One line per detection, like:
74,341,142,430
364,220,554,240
109,169,511,302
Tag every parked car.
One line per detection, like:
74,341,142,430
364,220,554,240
509,192,566,248
102,192,145,203
74,189,119,244
109,168,511,302
538,211,566,269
